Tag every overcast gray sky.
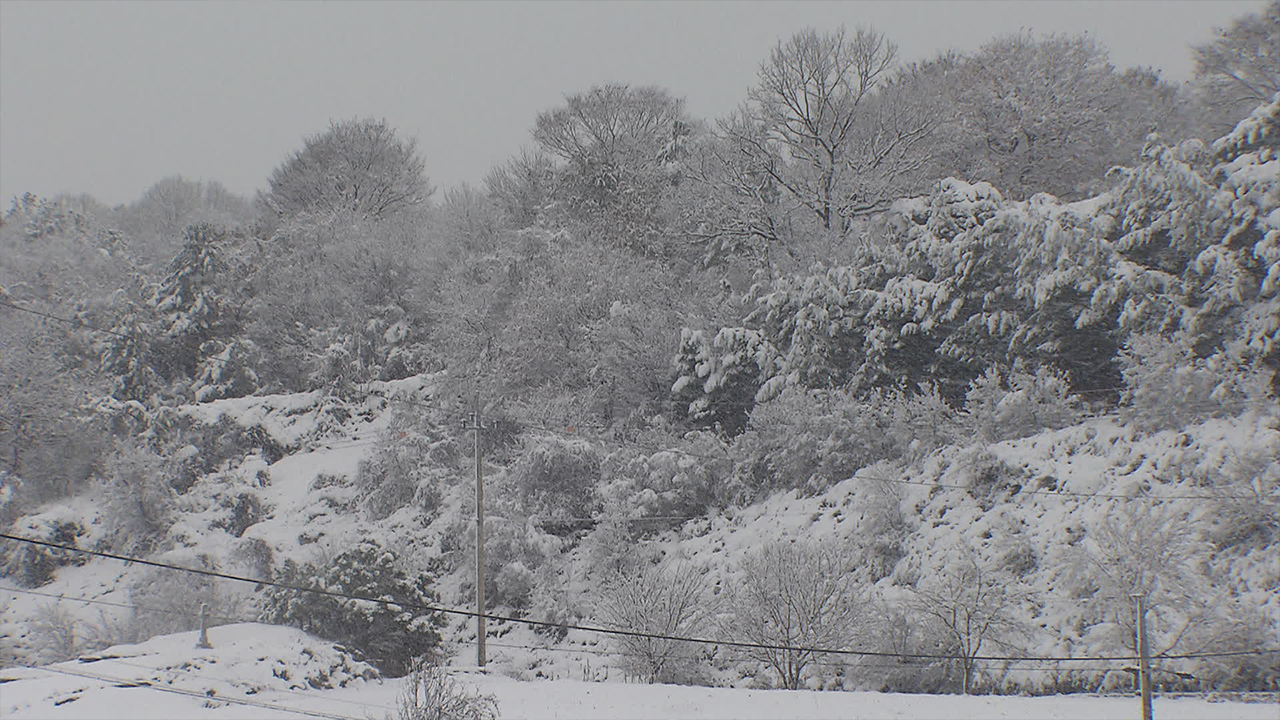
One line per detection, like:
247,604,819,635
0,0,1267,207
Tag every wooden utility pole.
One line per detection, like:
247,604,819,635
1133,593,1153,720
464,401,487,669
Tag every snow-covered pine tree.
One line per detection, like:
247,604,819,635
670,326,762,436
150,223,240,383
736,178,1116,404
1098,95,1279,394
98,310,164,405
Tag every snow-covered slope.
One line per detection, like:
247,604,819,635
1,378,1277,699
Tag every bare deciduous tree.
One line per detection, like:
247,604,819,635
681,109,790,265
741,26,902,235
1066,502,1224,662
124,176,251,249
953,33,1133,200
532,84,691,253
483,148,558,228
534,85,687,171
723,541,864,689
911,550,1022,695
1194,1,1280,123
262,118,432,223
597,560,707,684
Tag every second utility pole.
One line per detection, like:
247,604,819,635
1133,593,1153,720
465,399,487,669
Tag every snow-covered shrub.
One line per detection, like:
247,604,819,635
729,389,886,501
493,561,535,611
999,540,1039,578
168,416,283,489
0,515,86,587
597,432,728,536
471,519,560,611
192,337,261,402
851,478,909,582
954,447,1028,512
508,437,601,531
210,489,267,538
1119,333,1268,431
232,536,274,580
358,442,452,522
579,495,642,575
876,383,961,461
99,440,176,554
30,601,81,664
356,404,456,521
1208,446,1280,551
395,653,499,720
728,384,959,502
261,540,443,677
963,366,1084,442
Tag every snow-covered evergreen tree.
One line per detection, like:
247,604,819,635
98,310,164,405
151,223,240,382
1098,94,1280,392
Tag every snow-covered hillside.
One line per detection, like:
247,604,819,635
1,377,1277,704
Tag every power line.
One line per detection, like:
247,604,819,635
2,588,1235,690
0,299,130,339
474,640,1155,675
0,585,246,625
3,587,1150,684
3,533,1275,664
520,423,1268,503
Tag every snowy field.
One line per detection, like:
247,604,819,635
0,624,1273,720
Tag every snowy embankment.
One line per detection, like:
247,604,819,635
0,623,1273,720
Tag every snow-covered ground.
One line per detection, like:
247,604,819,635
0,624,1273,720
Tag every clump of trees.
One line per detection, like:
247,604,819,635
261,540,443,677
